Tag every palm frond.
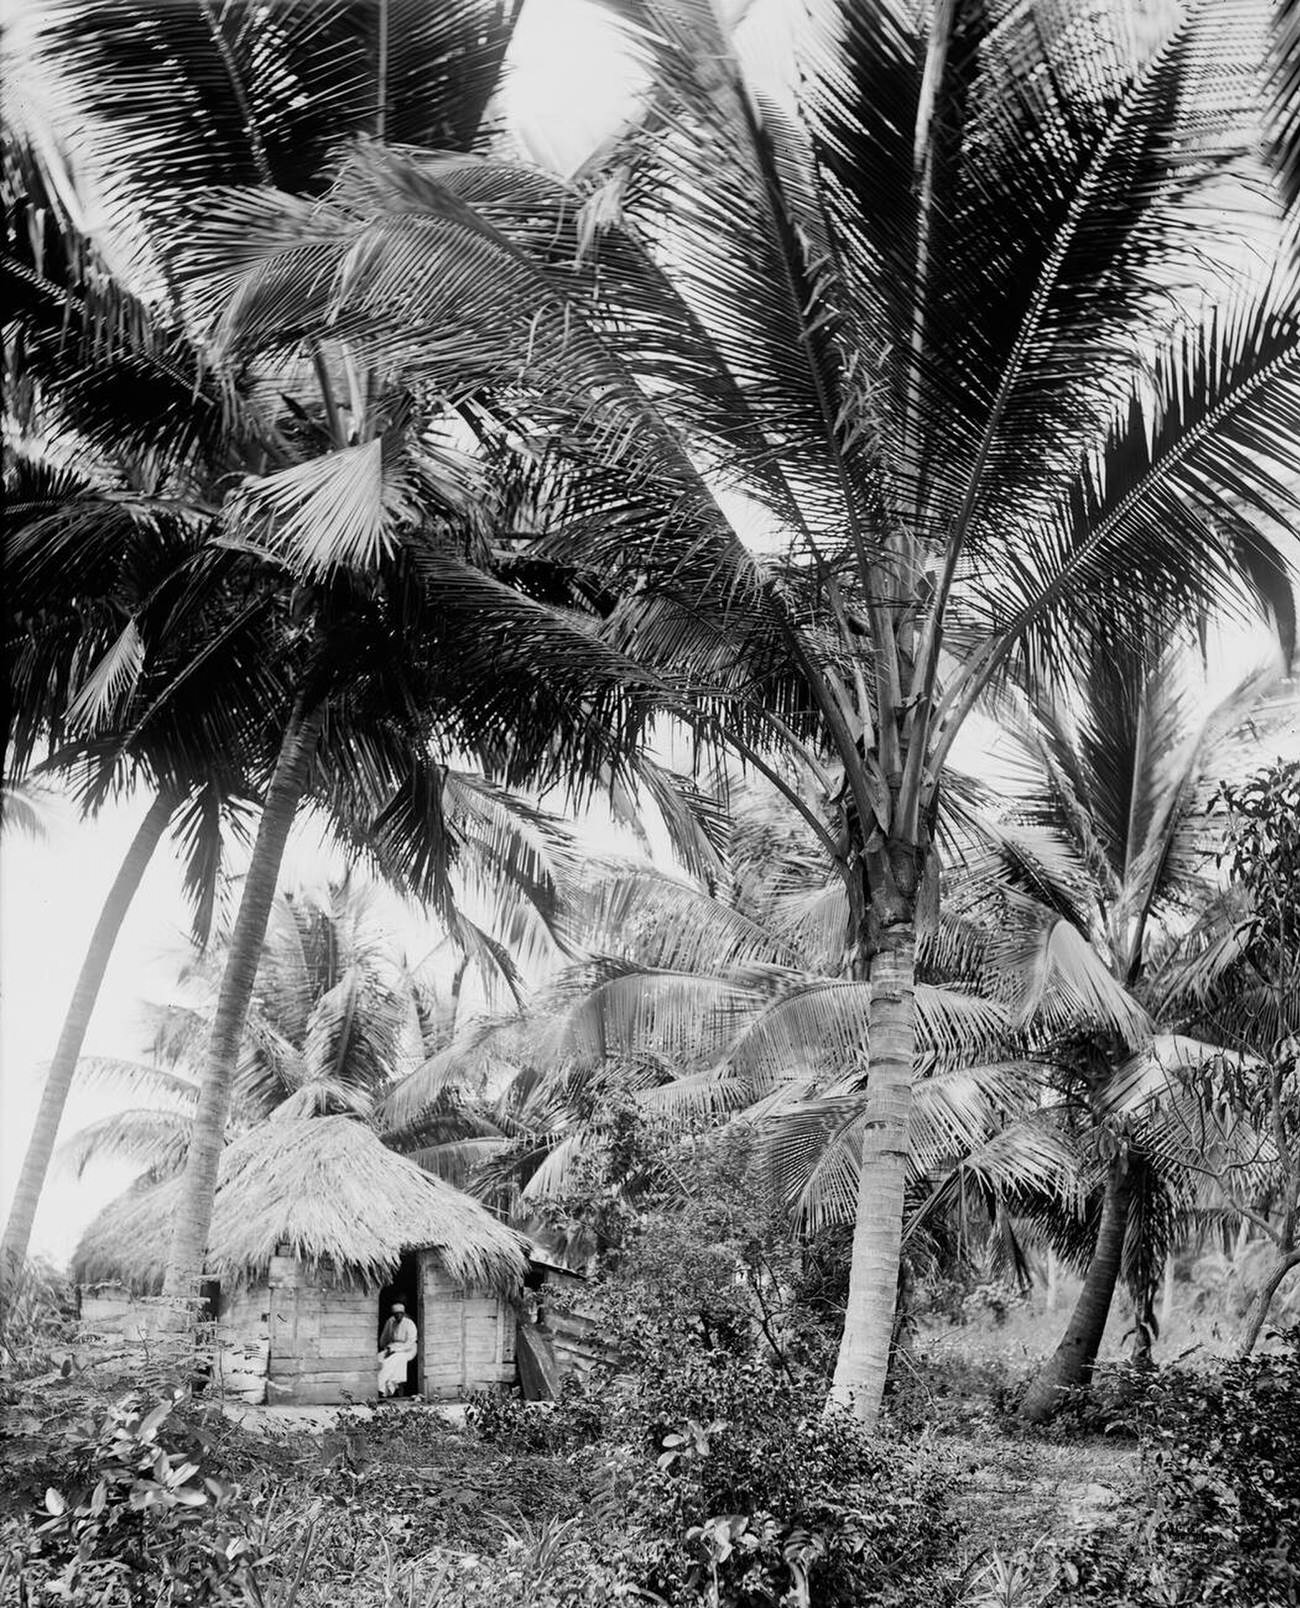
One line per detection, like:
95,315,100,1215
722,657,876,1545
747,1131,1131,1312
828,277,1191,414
992,904,1151,1045
70,1056,200,1107
56,1108,191,1180
1271,0,1300,210
224,434,410,577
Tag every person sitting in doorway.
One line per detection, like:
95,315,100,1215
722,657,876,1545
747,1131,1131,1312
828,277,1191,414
377,1302,418,1399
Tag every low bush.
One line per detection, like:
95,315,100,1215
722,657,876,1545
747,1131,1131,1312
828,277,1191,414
623,1371,957,1606
464,1376,604,1456
1,1388,297,1607
0,1258,79,1379
885,1342,1025,1437
1057,1331,1300,1606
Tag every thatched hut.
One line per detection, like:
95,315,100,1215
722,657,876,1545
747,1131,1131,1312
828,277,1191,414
74,1116,526,1404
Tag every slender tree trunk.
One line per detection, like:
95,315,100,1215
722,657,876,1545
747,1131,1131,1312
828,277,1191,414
1159,1255,1175,1335
1,789,177,1274
161,700,322,1313
1020,1158,1134,1424
1131,1279,1157,1367
829,929,916,1422
1239,1246,1300,1357
1045,1248,1061,1312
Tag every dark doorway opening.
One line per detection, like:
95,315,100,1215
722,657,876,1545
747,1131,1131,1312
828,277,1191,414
377,1252,420,1398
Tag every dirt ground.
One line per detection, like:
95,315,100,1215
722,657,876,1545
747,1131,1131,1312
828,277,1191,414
939,1430,1141,1562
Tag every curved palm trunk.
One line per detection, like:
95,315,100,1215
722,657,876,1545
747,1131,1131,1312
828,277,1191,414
1020,1158,1134,1424
161,700,323,1313
829,931,917,1422
1239,1247,1300,1357
1,789,177,1273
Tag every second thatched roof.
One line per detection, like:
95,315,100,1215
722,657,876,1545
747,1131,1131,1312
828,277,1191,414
73,1115,526,1295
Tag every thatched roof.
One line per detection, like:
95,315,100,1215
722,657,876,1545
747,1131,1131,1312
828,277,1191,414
73,1116,526,1295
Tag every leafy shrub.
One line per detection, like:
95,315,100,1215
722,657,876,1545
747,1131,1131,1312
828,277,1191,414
511,1128,961,1604
465,1378,603,1454
465,1388,566,1453
1058,1333,1300,1606
499,1336,954,1605
3,1389,294,1606
0,1257,78,1378
885,1343,1025,1437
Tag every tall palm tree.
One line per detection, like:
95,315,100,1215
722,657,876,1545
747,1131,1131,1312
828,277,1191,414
991,641,1292,1419
266,0,1296,1417
3,127,262,1311
545,0,1300,1420
8,4,680,1315
1,113,288,1274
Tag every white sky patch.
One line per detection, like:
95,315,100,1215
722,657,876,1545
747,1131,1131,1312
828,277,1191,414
506,0,644,173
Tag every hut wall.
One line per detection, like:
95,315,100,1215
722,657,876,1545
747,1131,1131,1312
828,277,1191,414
216,1285,271,1403
265,1254,377,1405
542,1306,618,1381
533,1268,615,1383
417,1254,515,1399
77,1285,267,1404
80,1286,151,1341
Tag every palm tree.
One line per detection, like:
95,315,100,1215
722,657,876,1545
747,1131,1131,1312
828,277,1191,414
1,119,291,1273
991,641,1293,1419
534,0,1300,1420
8,5,682,1316
21,1,525,248
61,883,446,1174
380,785,1081,1293
59,871,568,1186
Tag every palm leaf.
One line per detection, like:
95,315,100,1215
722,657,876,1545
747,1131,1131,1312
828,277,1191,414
55,1108,192,1180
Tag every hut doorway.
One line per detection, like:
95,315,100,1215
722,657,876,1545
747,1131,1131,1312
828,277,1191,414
377,1252,420,1397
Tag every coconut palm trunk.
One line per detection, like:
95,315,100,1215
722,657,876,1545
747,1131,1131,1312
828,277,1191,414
830,925,917,1417
1,788,177,1273
1020,1158,1134,1423
161,699,323,1310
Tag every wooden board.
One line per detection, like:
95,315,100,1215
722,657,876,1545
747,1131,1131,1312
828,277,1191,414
517,1323,560,1401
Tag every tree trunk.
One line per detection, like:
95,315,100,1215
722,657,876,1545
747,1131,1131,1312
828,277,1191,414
1158,1255,1175,1335
1,789,177,1274
829,930,916,1422
1239,1247,1300,1357
1045,1248,1061,1312
1130,1281,1157,1367
1020,1158,1134,1424
161,700,322,1314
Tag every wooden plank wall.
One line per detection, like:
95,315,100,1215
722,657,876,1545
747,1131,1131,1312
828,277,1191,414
77,1255,518,1406
215,1285,270,1401
418,1255,515,1400
78,1286,269,1403
266,1256,378,1405
543,1307,619,1382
